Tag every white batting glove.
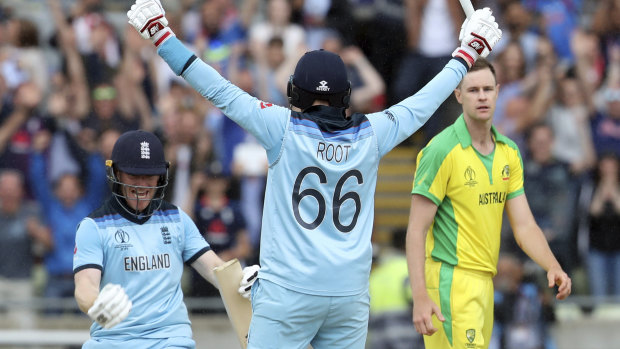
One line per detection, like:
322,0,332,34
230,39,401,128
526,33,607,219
87,284,132,329
453,7,502,67
127,0,174,47
238,265,260,299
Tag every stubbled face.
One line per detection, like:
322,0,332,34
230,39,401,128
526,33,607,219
118,172,159,212
455,68,499,123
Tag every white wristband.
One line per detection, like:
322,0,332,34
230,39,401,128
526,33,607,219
152,27,174,47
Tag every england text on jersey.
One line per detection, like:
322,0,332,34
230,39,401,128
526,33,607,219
124,254,171,271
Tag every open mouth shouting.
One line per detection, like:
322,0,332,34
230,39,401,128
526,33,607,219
130,189,150,200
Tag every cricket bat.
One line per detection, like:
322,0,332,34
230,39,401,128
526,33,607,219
214,259,252,349
459,0,475,17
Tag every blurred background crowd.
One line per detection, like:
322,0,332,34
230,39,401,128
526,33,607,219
0,0,619,348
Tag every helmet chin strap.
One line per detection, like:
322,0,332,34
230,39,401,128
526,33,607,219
109,179,167,219
112,192,163,220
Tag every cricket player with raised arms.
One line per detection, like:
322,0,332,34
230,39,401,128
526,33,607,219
126,1,501,347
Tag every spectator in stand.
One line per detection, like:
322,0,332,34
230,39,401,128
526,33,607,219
192,0,252,76
392,0,464,142
587,153,620,298
252,36,288,107
491,254,555,349
97,128,121,199
546,70,596,176
51,0,150,142
0,169,52,328
213,44,256,177
163,107,213,208
493,41,528,135
4,17,48,94
187,161,251,301
248,0,305,61
522,0,582,65
522,123,579,273
492,38,556,149
0,5,12,47
345,0,407,96
29,130,106,312
113,25,157,132
571,29,605,109
592,85,620,157
591,0,620,71
298,0,335,50
321,32,386,114
82,82,140,135
43,0,102,186
590,44,620,157
0,82,46,186
232,135,268,263
69,0,121,87
492,2,541,71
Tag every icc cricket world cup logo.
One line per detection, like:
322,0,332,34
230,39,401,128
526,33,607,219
464,166,478,187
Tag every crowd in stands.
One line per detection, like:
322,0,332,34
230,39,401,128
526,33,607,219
0,0,619,348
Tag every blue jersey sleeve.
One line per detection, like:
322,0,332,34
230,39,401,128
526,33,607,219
73,218,103,273
179,209,210,263
366,59,467,157
158,37,290,163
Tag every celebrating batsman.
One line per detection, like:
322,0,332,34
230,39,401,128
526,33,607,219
73,130,257,348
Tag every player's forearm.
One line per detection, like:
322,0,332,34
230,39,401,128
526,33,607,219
157,37,244,108
514,225,562,272
406,194,440,298
74,277,100,314
406,229,428,298
76,291,98,314
192,250,225,288
406,196,435,298
386,59,467,139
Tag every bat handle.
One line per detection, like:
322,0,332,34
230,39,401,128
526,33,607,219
459,0,475,17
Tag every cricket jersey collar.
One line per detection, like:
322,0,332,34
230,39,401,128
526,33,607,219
294,105,364,132
454,114,511,149
110,196,153,225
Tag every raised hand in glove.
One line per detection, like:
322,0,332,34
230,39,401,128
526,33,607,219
238,265,260,299
127,0,174,47
453,7,502,67
87,284,132,329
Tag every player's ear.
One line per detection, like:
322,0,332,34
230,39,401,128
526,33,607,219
454,88,463,104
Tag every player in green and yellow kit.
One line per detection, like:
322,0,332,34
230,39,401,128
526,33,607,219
405,58,572,349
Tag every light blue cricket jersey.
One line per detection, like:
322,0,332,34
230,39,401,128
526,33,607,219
158,37,467,296
73,198,210,341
